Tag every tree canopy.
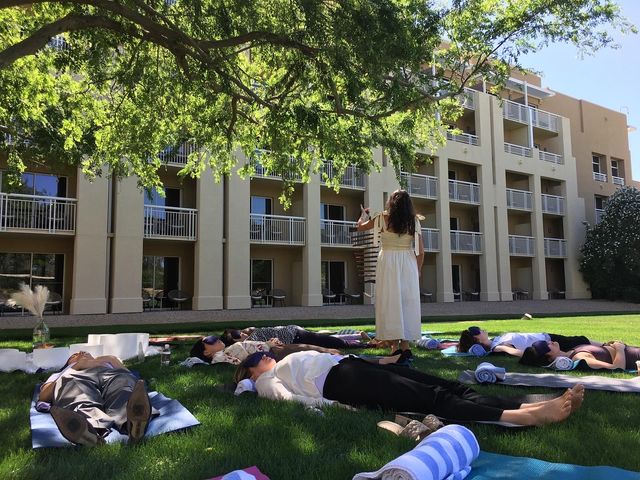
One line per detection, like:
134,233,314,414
0,0,634,202
580,186,640,303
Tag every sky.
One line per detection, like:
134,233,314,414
518,0,640,181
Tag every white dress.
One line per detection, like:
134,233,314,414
373,214,422,341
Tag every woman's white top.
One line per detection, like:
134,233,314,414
490,332,551,351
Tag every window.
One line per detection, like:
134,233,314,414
611,159,621,178
144,187,180,207
1,172,67,197
448,170,457,180
251,259,272,293
320,203,345,221
250,196,272,215
594,196,607,210
592,155,602,174
321,261,346,294
142,256,179,296
450,218,459,231
0,252,64,297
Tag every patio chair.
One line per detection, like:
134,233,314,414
322,288,337,305
453,291,461,302
420,290,434,303
168,289,191,310
142,290,153,311
548,288,566,299
270,289,286,307
342,289,361,305
251,288,266,307
154,290,167,309
46,291,63,315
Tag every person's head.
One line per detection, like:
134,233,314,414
221,329,245,347
63,351,93,369
234,351,277,383
519,340,560,366
457,326,490,352
386,189,416,236
190,335,225,362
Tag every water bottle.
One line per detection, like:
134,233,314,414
160,344,171,366
137,342,145,363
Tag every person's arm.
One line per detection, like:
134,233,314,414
356,217,375,231
573,344,626,370
416,232,424,273
95,355,126,369
38,381,55,402
492,344,524,357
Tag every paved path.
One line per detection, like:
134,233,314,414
1,299,638,330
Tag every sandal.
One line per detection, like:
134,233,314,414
377,419,430,441
396,413,445,434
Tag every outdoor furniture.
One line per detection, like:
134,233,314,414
549,289,566,299
453,291,461,302
142,290,153,311
463,290,480,301
251,288,266,307
154,290,167,309
168,289,191,310
322,288,337,305
512,288,529,300
342,289,361,305
46,291,63,315
270,289,286,307
420,290,434,303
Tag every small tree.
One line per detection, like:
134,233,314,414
580,186,640,302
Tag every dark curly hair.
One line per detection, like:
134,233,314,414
387,190,416,236
221,329,242,347
519,347,549,367
457,329,479,353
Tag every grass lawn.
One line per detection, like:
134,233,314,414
1,314,640,479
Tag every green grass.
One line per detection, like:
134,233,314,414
1,314,640,479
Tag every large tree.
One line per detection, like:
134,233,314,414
0,0,633,202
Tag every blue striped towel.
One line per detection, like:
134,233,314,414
549,356,574,371
417,336,441,349
352,424,479,480
469,344,488,357
337,328,359,335
474,362,506,384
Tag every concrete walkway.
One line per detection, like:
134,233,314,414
1,299,638,330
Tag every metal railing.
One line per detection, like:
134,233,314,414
158,141,199,167
509,235,535,256
251,150,303,181
595,208,605,224
320,219,356,246
446,130,479,146
400,172,438,199
531,109,560,132
0,193,76,233
250,213,305,245
539,151,563,164
448,179,480,204
502,99,560,132
450,230,482,254
541,194,565,215
143,205,198,240
544,238,567,258
459,88,476,110
593,172,607,182
320,161,366,189
506,188,533,211
504,142,533,157
421,228,439,252
503,99,530,124
612,176,624,186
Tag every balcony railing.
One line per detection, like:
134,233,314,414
503,99,529,124
504,142,533,158
320,219,356,247
502,99,560,133
421,228,440,252
459,88,476,110
251,150,303,181
143,205,198,240
446,130,479,146
0,193,77,234
595,208,605,224
450,230,482,254
320,162,366,189
158,141,200,167
506,188,532,211
541,194,565,215
612,176,624,186
544,238,567,258
509,235,535,256
531,109,560,132
593,172,607,182
250,213,305,245
448,179,480,204
539,151,563,165
401,172,438,200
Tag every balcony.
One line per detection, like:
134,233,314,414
541,194,565,215
421,228,440,252
504,142,533,158
143,205,198,240
539,151,563,165
595,208,605,224
593,172,607,182
509,235,535,256
530,109,560,132
251,151,302,182
459,88,476,110
612,176,624,186
401,172,438,200
0,193,76,234
448,179,480,204
506,188,532,211
450,230,482,254
158,141,199,167
503,99,529,124
320,162,366,189
544,238,567,258
320,219,356,247
446,130,479,146
502,99,560,133
250,213,305,245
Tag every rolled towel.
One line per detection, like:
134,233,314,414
469,344,488,357
474,362,506,384
352,424,479,480
550,356,574,371
234,379,257,396
417,336,441,350
337,328,358,335
180,357,210,368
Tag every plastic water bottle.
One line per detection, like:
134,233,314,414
137,342,145,363
160,344,171,366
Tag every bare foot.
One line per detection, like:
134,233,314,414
359,331,371,342
569,384,585,411
533,396,573,425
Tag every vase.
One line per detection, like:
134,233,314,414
33,318,50,348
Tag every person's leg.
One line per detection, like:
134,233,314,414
550,334,593,350
292,329,351,349
98,368,138,434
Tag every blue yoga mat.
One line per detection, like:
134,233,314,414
30,387,200,449
441,345,476,357
469,451,640,479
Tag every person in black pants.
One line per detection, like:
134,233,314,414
221,325,371,350
235,351,584,426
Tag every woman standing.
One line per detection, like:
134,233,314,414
357,190,424,354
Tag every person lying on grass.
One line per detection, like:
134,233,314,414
221,325,373,350
520,340,640,370
190,335,411,366
234,350,584,426
38,352,151,447
457,326,601,357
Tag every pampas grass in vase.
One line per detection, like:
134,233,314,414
9,283,50,348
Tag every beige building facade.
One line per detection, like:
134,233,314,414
0,73,634,314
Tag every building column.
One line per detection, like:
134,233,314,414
110,176,144,313
478,166,500,301
224,161,251,309
531,174,548,299
302,173,322,306
70,168,109,314
494,172,513,301
193,166,224,310
435,157,453,302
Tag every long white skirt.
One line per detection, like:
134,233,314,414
374,249,421,341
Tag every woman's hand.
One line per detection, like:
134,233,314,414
357,204,370,225
267,338,284,347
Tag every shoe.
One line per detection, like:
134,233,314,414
50,406,104,447
377,419,430,441
126,380,151,444
395,413,444,434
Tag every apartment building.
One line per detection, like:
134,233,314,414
0,73,634,314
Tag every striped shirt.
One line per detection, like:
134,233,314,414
246,325,300,344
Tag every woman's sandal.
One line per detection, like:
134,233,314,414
395,413,445,434
377,419,431,441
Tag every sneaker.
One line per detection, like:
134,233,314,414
50,406,104,447
126,380,151,444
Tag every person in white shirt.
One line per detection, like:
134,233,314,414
234,351,583,426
